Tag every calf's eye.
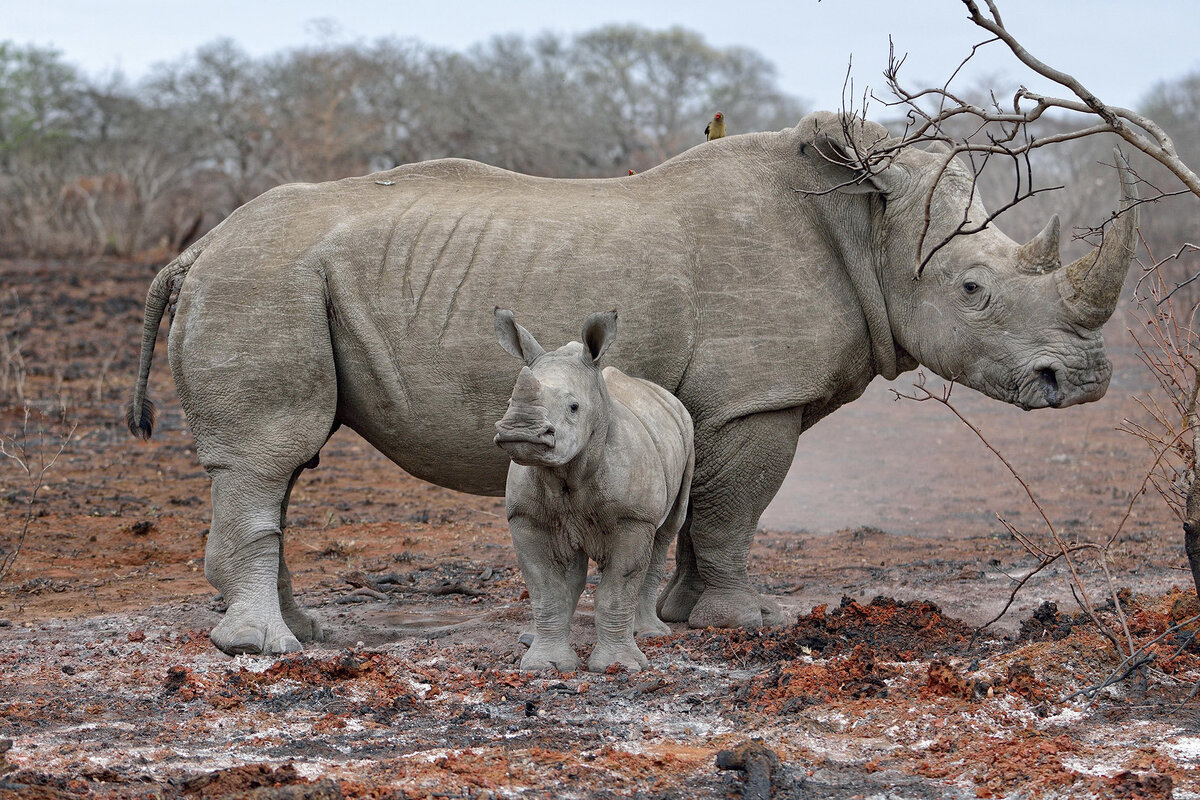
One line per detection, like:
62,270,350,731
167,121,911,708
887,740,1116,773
569,402,579,413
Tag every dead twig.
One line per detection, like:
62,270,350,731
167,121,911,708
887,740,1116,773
715,739,782,800
893,373,1130,657
1058,612,1200,706
0,408,76,587
427,582,485,597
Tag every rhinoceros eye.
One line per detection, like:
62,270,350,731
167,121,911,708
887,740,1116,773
963,280,980,294
569,402,580,413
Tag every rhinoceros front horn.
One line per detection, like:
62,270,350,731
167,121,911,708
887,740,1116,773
511,366,542,404
1061,148,1139,329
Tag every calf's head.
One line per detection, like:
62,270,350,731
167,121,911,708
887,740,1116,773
801,112,1138,410
493,308,617,467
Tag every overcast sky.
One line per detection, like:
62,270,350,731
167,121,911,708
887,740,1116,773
7,0,1199,113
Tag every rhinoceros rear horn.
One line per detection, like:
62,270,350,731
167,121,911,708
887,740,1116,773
1062,148,1139,329
1017,215,1061,274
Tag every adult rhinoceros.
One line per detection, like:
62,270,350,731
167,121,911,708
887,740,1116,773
128,111,1137,655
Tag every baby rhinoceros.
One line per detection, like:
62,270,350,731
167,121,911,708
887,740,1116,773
493,308,694,673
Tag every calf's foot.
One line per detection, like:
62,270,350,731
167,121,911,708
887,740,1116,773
588,641,650,673
633,608,671,638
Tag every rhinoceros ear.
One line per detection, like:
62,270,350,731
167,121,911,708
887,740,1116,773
494,307,546,365
802,113,899,196
581,310,617,365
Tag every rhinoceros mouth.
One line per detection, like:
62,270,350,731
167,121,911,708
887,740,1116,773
494,429,556,447
494,422,557,466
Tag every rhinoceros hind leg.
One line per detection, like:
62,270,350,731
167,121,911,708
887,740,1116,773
206,471,303,656
277,462,326,643
635,522,675,637
278,545,324,643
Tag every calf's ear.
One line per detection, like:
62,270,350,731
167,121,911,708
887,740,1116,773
494,307,546,365
581,310,617,364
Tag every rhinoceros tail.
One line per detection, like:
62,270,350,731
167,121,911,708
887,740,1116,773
125,397,156,440
127,242,203,439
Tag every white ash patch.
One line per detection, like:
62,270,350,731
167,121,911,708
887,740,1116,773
1169,735,1200,762
1061,755,1121,777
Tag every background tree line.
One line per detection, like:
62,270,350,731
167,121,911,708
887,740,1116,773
0,24,1195,282
0,27,802,259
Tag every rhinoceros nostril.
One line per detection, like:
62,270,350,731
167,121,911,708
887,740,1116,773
544,425,556,437
1036,367,1062,408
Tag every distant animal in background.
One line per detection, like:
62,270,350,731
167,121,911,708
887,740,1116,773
705,111,726,141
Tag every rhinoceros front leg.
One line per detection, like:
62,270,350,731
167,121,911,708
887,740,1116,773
518,549,586,647
511,517,581,672
589,520,654,673
667,409,801,629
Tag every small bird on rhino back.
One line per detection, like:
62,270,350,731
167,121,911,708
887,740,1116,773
705,111,726,141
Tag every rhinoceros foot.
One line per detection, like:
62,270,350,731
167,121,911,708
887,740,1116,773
633,609,671,638
587,641,649,673
520,640,580,673
686,589,767,629
211,606,303,656
282,606,325,643
656,575,703,623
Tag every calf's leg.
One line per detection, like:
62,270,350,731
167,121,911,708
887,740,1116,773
518,550,586,646
635,522,675,637
511,517,580,672
589,520,655,672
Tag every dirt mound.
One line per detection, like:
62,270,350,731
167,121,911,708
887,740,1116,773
1018,600,1093,642
697,595,976,664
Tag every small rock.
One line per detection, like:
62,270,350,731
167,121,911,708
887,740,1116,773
127,630,146,642
130,520,155,536
62,664,76,675
0,619,10,628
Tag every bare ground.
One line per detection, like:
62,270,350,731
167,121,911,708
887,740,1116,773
0,257,1197,799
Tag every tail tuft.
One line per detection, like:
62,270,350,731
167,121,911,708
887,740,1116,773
126,398,156,440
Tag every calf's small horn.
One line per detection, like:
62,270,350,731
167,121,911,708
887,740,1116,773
1062,148,1139,329
511,366,542,404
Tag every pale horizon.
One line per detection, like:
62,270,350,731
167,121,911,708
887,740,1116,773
6,0,1198,115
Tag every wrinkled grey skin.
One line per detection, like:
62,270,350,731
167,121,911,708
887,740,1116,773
494,309,694,673
128,111,1138,655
